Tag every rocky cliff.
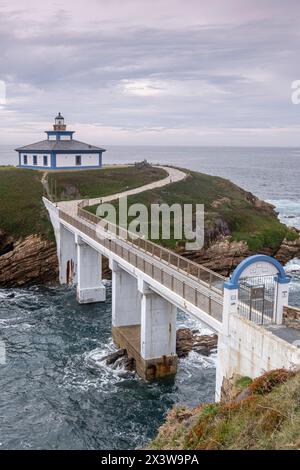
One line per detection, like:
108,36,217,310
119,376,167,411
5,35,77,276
0,167,299,287
148,369,300,450
0,233,58,287
180,231,300,277
0,227,299,287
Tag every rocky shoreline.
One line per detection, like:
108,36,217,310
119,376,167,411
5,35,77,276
0,183,300,287
0,227,299,287
99,328,218,375
0,233,58,287
179,230,300,277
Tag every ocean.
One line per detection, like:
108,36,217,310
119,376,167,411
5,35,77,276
0,145,299,449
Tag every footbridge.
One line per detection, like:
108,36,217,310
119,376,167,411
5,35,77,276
43,166,300,399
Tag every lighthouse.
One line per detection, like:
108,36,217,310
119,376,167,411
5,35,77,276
15,114,105,170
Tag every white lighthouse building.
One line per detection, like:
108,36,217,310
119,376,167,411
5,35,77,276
16,113,105,170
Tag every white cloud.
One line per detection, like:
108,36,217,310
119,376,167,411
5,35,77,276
1,0,300,145
119,79,230,98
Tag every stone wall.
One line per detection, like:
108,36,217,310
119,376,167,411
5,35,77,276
283,305,300,330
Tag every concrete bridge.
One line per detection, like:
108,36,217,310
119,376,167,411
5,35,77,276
43,166,300,400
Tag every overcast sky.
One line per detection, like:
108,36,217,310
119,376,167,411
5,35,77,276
1,0,300,146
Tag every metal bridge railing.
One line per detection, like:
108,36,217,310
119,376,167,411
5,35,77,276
238,274,277,325
77,205,226,294
59,209,224,323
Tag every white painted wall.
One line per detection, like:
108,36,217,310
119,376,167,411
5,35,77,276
215,313,300,400
139,280,177,360
21,153,51,167
110,260,141,327
56,153,100,168
76,235,105,303
59,224,77,285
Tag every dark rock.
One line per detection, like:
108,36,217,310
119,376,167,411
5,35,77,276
102,349,126,365
0,233,58,287
6,293,15,298
176,328,218,358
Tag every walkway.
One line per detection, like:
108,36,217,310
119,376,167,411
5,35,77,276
58,165,187,216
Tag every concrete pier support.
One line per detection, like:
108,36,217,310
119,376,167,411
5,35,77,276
59,224,77,285
110,260,141,327
139,280,177,379
274,278,290,325
110,268,177,380
76,235,106,304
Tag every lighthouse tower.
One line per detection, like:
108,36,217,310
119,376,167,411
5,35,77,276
53,112,66,131
15,114,106,170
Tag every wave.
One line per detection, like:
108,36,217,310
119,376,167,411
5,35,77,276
267,199,300,229
285,258,300,273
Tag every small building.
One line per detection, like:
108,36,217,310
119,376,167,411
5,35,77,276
15,113,105,170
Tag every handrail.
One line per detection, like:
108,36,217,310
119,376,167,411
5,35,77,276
77,205,226,294
59,209,223,323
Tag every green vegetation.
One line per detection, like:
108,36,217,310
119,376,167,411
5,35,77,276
0,166,166,241
235,376,253,391
149,369,300,450
88,170,291,252
0,168,52,239
48,166,167,201
285,229,299,242
0,166,295,256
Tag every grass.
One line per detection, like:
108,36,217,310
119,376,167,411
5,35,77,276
148,369,300,450
87,170,291,252
0,166,167,241
0,167,52,239
48,166,167,201
0,166,295,255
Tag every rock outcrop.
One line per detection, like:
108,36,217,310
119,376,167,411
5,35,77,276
0,234,58,287
176,328,218,357
180,232,300,276
181,237,249,276
275,231,300,265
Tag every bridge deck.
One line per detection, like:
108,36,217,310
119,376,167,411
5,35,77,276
57,201,225,326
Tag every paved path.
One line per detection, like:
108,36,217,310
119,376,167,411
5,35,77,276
58,165,186,216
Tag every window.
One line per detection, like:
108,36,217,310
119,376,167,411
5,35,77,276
43,155,48,166
23,155,27,165
75,155,81,166
33,155,37,165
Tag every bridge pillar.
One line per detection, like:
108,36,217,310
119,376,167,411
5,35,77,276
138,280,177,380
76,235,106,303
110,260,141,327
215,284,238,401
274,277,290,325
59,223,77,285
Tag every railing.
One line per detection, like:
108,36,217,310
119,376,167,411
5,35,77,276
59,209,224,323
238,275,276,325
77,205,226,294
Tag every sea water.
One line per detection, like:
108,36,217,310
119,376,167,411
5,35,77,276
0,145,299,449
